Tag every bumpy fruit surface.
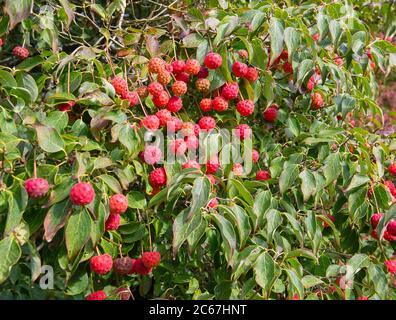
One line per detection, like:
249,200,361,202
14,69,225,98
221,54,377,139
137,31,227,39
175,72,190,83
167,116,182,132
180,122,195,136
148,57,165,74
148,82,164,97
387,221,396,237
232,61,248,77
167,96,183,112
90,254,113,275
169,139,187,156
122,91,139,107
263,106,278,122
256,170,271,181
238,49,248,59
131,258,152,275
184,59,201,75
182,159,201,170
283,61,293,73
206,156,220,174
12,46,29,59
200,98,212,112
70,182,95,205
149,167,167,187
24,178,49,198
113,257,134,275
142,251,161,268
244,67,259,82
153,91,170,107
204,52,223,69
198,116,216,131
156,109,172,126
86,291,107,300
195,78,210,92
252,149,259,163
232,163,244,176
157,70,171,85
197,67,209,79
371,213,383,228
185,135,199,150
213,96,228,112
137,85,149,98
236,99,254,116
235,124,251,140
208,198,219,209
389,164,396,176
221,82,239,100
171,81,187,96
58,101,76,112
109,194,128,214
172,60,185,74
311,92,324,109
105,214,120,231
142,115,160,130
112,76,128,95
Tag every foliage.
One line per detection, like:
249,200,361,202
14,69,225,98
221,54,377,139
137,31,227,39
0,0,395,300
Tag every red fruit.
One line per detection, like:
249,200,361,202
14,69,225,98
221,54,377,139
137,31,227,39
195,78,210,92
197,67,209,79
170,139,187,156
142,115,160,131
256,170,271,181
86,291,107,300
206,174,216,185
311,92,324,109
171,81,187,96
116,287,131,300
194,124,201,136
263,106,278,122
143,145,162,164
283,61,293,73
105,214,120,231
322,214,335,228
90,254,113,275
384,260,396,274
149,167,167,187
235,124,252,140
0,38,3,47
280,50,289,60
206,156,220,174
357,296,369,301
371,230,379,240
389,164,396,176
200,98,212,112
171,60,185,74
148,57,165,74
384,231,396,242
180,122,195,136
156,109,172,127
198,116,216,132
371,213,383,228
236,99,254,116
221,82,239,100
232,61,248,77
306,78,316,91
384,180,396,197
131,258,152,275
244,67,259,82
12,46,29,60
142,251,161,268
113,257,134,275
70,182,95,206
334,56,344,67
387,220,396,237
175,72,190,83
109,194,128,214
122,91,139,107
182,159,201,170
312,33,320,42
167,116,182,132
232,163,244,176
148,82,164,97
212,96,228,112
184,59,201,75
208,198,218,209
164,63,173,73
252,149,259,163
185,135,199,150
157,70,171,85
153,91,169,107
24,178,49,198
204,52,223,69
238,49,248,60
167,96,183,112
58,101,76,112
112,76,128,95
137,85,149,98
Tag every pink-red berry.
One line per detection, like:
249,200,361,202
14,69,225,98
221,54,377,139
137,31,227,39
167,96,183,112
105,214,121,231
200,98,212,112
232,61,248,77
198,116,216,132
86,291,107,300
221,82,239,100
263,105,278,122
25,178,49,198
149,167,167,187
184,59,201,75
70,182,95,206
204,52,223,69
212,96,228,112
256,170,271,181
113,257,134,275
12,46,29,60
142,115,160,131
142,251,161,268
90,254,113,275
236,99,254,116
109,194,128,214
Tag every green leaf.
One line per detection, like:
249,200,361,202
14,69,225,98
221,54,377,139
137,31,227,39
211,214,237,265
345,174,370,193
266,209,282,243
15,72,38,102
33,123,65,153
269,18,284,65
0,236,22,284
279,163,299,194
65,208,91,259
253,190,271,229
44,200,70,242
254,252,277,297
347,254,370,273
323,152,341,186
284,27,300,59
228,179,254,206
296,59,314,86
219,204,251,248
182,33,205,48
0,70,17,88
98,175,123,194
188,176,211,219
299,169,316,202
285,269,304,298
302,275,323,288
127,191,147,209
4,186,28,235
4,0,33,30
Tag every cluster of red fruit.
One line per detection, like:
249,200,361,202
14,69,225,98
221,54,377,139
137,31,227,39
86,251,161,300
0,39,30,60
